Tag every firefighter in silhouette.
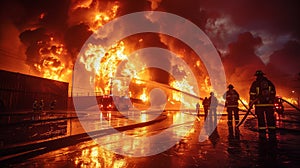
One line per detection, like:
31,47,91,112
33,100,38,112
249,70,276,140
39,99,44,112
202,97,210,119
50,100,56,110
223,84,240,125
196,102,200,116
208,92,218,126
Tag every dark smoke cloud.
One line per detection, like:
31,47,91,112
222,32,265,97
64,23,93,61
1,0,70,31
119,0,151,14
0,0,71,74
268,40,300,74
223,31,300,97
19,28,50,64
224,32,263,67
198,0,300,37
266,40,300,93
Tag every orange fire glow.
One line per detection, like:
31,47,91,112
79,41,132,94
69,1,120,32
170,78,197,107
33,37,72,82
39,13,45,20
31,1,121,86
140,88,148,102
32,1,207,104
90,3,119,32
282,97,298,105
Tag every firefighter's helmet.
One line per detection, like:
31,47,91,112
254,70,265,76
228,84,234,89
210,92,214,96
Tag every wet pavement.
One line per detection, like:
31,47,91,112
0,109,300,168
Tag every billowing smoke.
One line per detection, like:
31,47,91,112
64,23,93,62
0,0,299,99
266,40,300,96
222,32,265,97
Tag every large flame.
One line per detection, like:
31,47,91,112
33,37,72,82
30,1,121,84
79,41,130,94
170,77,196,107
78,37,202,108
140,88,148,102
282,96,298,105
90,3,119,32
32,0,207,105
78,39,156,99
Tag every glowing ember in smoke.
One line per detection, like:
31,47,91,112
39,13,45,20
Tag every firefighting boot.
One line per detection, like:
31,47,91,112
258,130,267,141
235,127,240,140
268,129,277,143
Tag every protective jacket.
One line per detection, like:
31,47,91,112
249,77,276,107
224,89,239,107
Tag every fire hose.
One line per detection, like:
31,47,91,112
239,98,256,118
280,98,300,112
236,98,300,128
236,99,258,128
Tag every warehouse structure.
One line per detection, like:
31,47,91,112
0,70,68,112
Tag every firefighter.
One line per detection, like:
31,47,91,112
202,97,210,119
50,100,56,110
208,92,218,126
33,100,38,112
249,70,276,140
39,99,44,112
196,102,200,116
223,84,240,125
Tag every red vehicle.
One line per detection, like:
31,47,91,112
99,95,116,111
274,96,284,115
99,95,130,111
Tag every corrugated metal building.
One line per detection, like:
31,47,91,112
0,70,68,112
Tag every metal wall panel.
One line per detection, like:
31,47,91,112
0,70,68,112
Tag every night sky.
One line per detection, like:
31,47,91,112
0,0,300,97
